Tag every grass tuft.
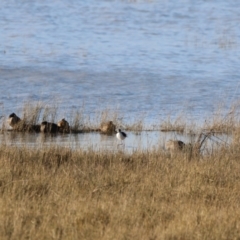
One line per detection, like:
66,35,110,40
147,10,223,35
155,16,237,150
160,115,186,133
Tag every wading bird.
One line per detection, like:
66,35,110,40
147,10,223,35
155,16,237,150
8,113,21,128
8,113,40,132
165,140,185,151
116,129,127,145
40,121,59,133
100,121,116,135
57,118,70,133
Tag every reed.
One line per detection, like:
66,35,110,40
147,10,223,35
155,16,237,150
203,100,240,133
21,101,45,125
160,114,186,133
124,113,146,132
41,103,59,123
1,102,198,132
97,108,120,127
70,109,85,132
0,140,239,240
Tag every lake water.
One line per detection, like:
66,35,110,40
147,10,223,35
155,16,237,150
0,0,239,149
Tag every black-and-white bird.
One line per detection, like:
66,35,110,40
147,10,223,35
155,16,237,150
116,129,127,144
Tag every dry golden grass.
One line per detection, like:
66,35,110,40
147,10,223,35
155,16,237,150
160,115,186,133
0,140,240,240
203,100,240,133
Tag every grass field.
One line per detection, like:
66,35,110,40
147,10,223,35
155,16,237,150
0,139,240,240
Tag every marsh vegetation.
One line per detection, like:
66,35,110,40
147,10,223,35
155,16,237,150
0,102,240,239
3,100,240,134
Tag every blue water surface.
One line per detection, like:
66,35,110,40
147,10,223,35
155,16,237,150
1,0,240,126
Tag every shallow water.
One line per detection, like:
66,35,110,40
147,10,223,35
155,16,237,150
1,131,167,152
0,0,239,147
0,130,229,154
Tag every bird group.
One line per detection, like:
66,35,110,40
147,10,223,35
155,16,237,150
7,113,127,143
8,113,71,134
